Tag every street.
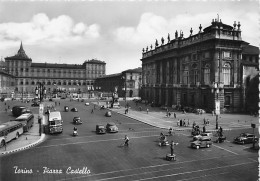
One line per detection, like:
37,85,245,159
0,99,258,181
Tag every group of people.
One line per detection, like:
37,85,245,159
177,119,189,127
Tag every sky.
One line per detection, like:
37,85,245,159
0,0,259,74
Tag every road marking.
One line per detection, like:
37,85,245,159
56,154,253,181
212,144,238,155
48,130,162,141
36,134,160,148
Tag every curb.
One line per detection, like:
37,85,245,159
0,133,46,156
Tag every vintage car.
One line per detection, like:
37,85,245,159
73,117,82,125
64,106,69,112
193,132,213,141
234,133,258,144
105,111,112,117
31,102,40,107
106,122,118,133
96,124,106,134
191,137,212,149
71,107,78,112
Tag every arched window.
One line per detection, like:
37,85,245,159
203,64,210,85
223,63,231,85
31,81,35,85
58,82,61,85
63,82,66,85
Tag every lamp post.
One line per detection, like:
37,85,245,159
211,82,221,129
122,76,127,107
35,82,46,102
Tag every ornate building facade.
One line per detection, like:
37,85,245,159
4,43,106,97
141,18,259,113
95,68,142,98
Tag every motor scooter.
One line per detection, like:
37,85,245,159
73,130,78,136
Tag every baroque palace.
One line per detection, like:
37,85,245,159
141,18,259,113
1,42,106,97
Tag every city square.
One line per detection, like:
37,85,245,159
0,98,259,181
0,1,259,181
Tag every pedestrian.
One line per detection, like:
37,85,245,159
170,141,178,156
91,109,94,113
180,119,183,127
59,102,60,106
139,106,142,111
124,135,129,146
207,119,209,125
192,121,196,128
203,126,206,133
125,109,128,114
146,108,149,114
203,118,206,125
188,119,190,126
174,112,176,119
168,112,171,117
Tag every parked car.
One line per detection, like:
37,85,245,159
191,137,212,149
193,132,212,141
105,111,112,117
234,133,258,144
85,102,90,106
96,124,106,134
71,108,78,112
64,106,69,112
106,122,118,133
73,117,82,125
31,102,40,107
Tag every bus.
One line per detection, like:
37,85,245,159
0,121,24,148
15,113,34,132
48,111,63,134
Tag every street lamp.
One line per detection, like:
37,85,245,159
211,82,222,129
35,82,46,102
121,76,127,107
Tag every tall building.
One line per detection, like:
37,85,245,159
95,67,142,98
4,42,106,97
141,18,259,113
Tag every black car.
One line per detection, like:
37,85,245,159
71,108,78,112
96,124,106,134
73,117,82,125
31,102,40,107
234,133,258,144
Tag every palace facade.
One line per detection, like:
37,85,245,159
141,18,259,113
4,43,106,97
94,67,142,98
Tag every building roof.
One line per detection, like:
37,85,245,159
31,63,85,69
242,45,259,55
5,42,31,60
122,67,142,73
84,59,106,64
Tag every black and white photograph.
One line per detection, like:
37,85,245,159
0,0,259,180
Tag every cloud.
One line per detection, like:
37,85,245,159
114,12,259,47
0,13,100,49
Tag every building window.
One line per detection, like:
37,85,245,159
31,81,35,85
20,81,23,85
203,64,210,85
225,95,231,106
191,64,198,85
223,51,231,58
223,63,231,85
63,82,66,85
183,70,189,84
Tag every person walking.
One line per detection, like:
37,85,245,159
174,112,176,119
146,108,149,114
124,135,129,146
91,109,94,114
203,126,206,133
